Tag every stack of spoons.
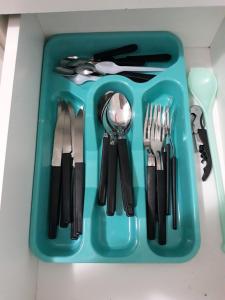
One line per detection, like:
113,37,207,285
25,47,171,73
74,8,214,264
97,92,134,216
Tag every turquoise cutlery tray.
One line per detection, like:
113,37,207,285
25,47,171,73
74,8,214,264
30,32,200,263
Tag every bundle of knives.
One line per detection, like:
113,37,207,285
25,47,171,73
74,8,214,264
48,100,85,240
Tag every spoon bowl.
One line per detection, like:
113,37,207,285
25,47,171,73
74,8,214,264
107,93,132,135
188,68,217,112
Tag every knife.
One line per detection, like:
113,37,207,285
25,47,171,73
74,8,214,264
48,101,65,239
59,105,73,227
69,107,85,239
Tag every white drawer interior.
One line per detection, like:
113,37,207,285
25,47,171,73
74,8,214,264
1,11,225,300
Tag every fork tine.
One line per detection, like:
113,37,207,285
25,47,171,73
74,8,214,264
144,103,149,139
151,104,157,140
148,104,152,141
162,106,167,141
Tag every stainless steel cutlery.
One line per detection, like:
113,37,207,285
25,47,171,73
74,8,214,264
48,101,85,239
55,44,171,84
144,104,177,245
97,92,134,217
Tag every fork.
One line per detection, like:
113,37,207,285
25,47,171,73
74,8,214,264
162,107,171,216
150,104,167,245
144,104,156,240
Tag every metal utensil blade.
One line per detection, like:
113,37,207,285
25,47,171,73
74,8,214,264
51,102,66,166
74,109,84,163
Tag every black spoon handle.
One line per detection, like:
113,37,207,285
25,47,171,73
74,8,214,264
118,138,134,217
98,135,109,206
107,141,118,216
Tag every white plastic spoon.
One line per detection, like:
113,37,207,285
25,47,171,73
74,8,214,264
95,61,165,74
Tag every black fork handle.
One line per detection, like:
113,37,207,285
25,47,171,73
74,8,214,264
146,165,156,240
171,156,177,229
156,169,167,245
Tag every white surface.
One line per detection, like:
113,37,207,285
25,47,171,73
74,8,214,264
0,15,44,300
1,0,225,14
211,18,225,191
38,7,225,47
0,16,21,207
35,49,225,300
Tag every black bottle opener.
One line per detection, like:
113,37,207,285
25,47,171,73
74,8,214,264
190,105,212,181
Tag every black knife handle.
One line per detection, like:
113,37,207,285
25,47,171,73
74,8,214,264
146,165,156,240
71,167,78,239
107,142,118,216
118,71,155,82
93,44,138,61
156,170,166,245
48,166,61,239
124,54,171,62
98,135,109,206
198,128,212,181
114,54,171,66
118,138,134,216
171,156,177,230
71,163,85,238
114,58,146,66
60,153,72,227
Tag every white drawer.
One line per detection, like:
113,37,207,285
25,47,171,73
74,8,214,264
1,10,225,300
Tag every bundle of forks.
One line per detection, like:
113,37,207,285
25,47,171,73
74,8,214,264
144,104,177,245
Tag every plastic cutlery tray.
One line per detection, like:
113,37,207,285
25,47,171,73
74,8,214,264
30,32,200,263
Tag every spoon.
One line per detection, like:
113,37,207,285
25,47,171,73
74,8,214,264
56,64,96,77
60,57,89,68
106,93,134,216
188,68,225,250
69,74,100,85
95,61,165,75
107,93,132,133
97,92,114,206
75,63,96,76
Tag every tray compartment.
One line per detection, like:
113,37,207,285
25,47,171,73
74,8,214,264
30,89,85,260
142,80,198,257
90,78,138,257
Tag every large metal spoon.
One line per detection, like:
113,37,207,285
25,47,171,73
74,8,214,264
106,93,134,216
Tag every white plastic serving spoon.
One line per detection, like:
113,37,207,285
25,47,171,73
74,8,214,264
95,61,165,74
